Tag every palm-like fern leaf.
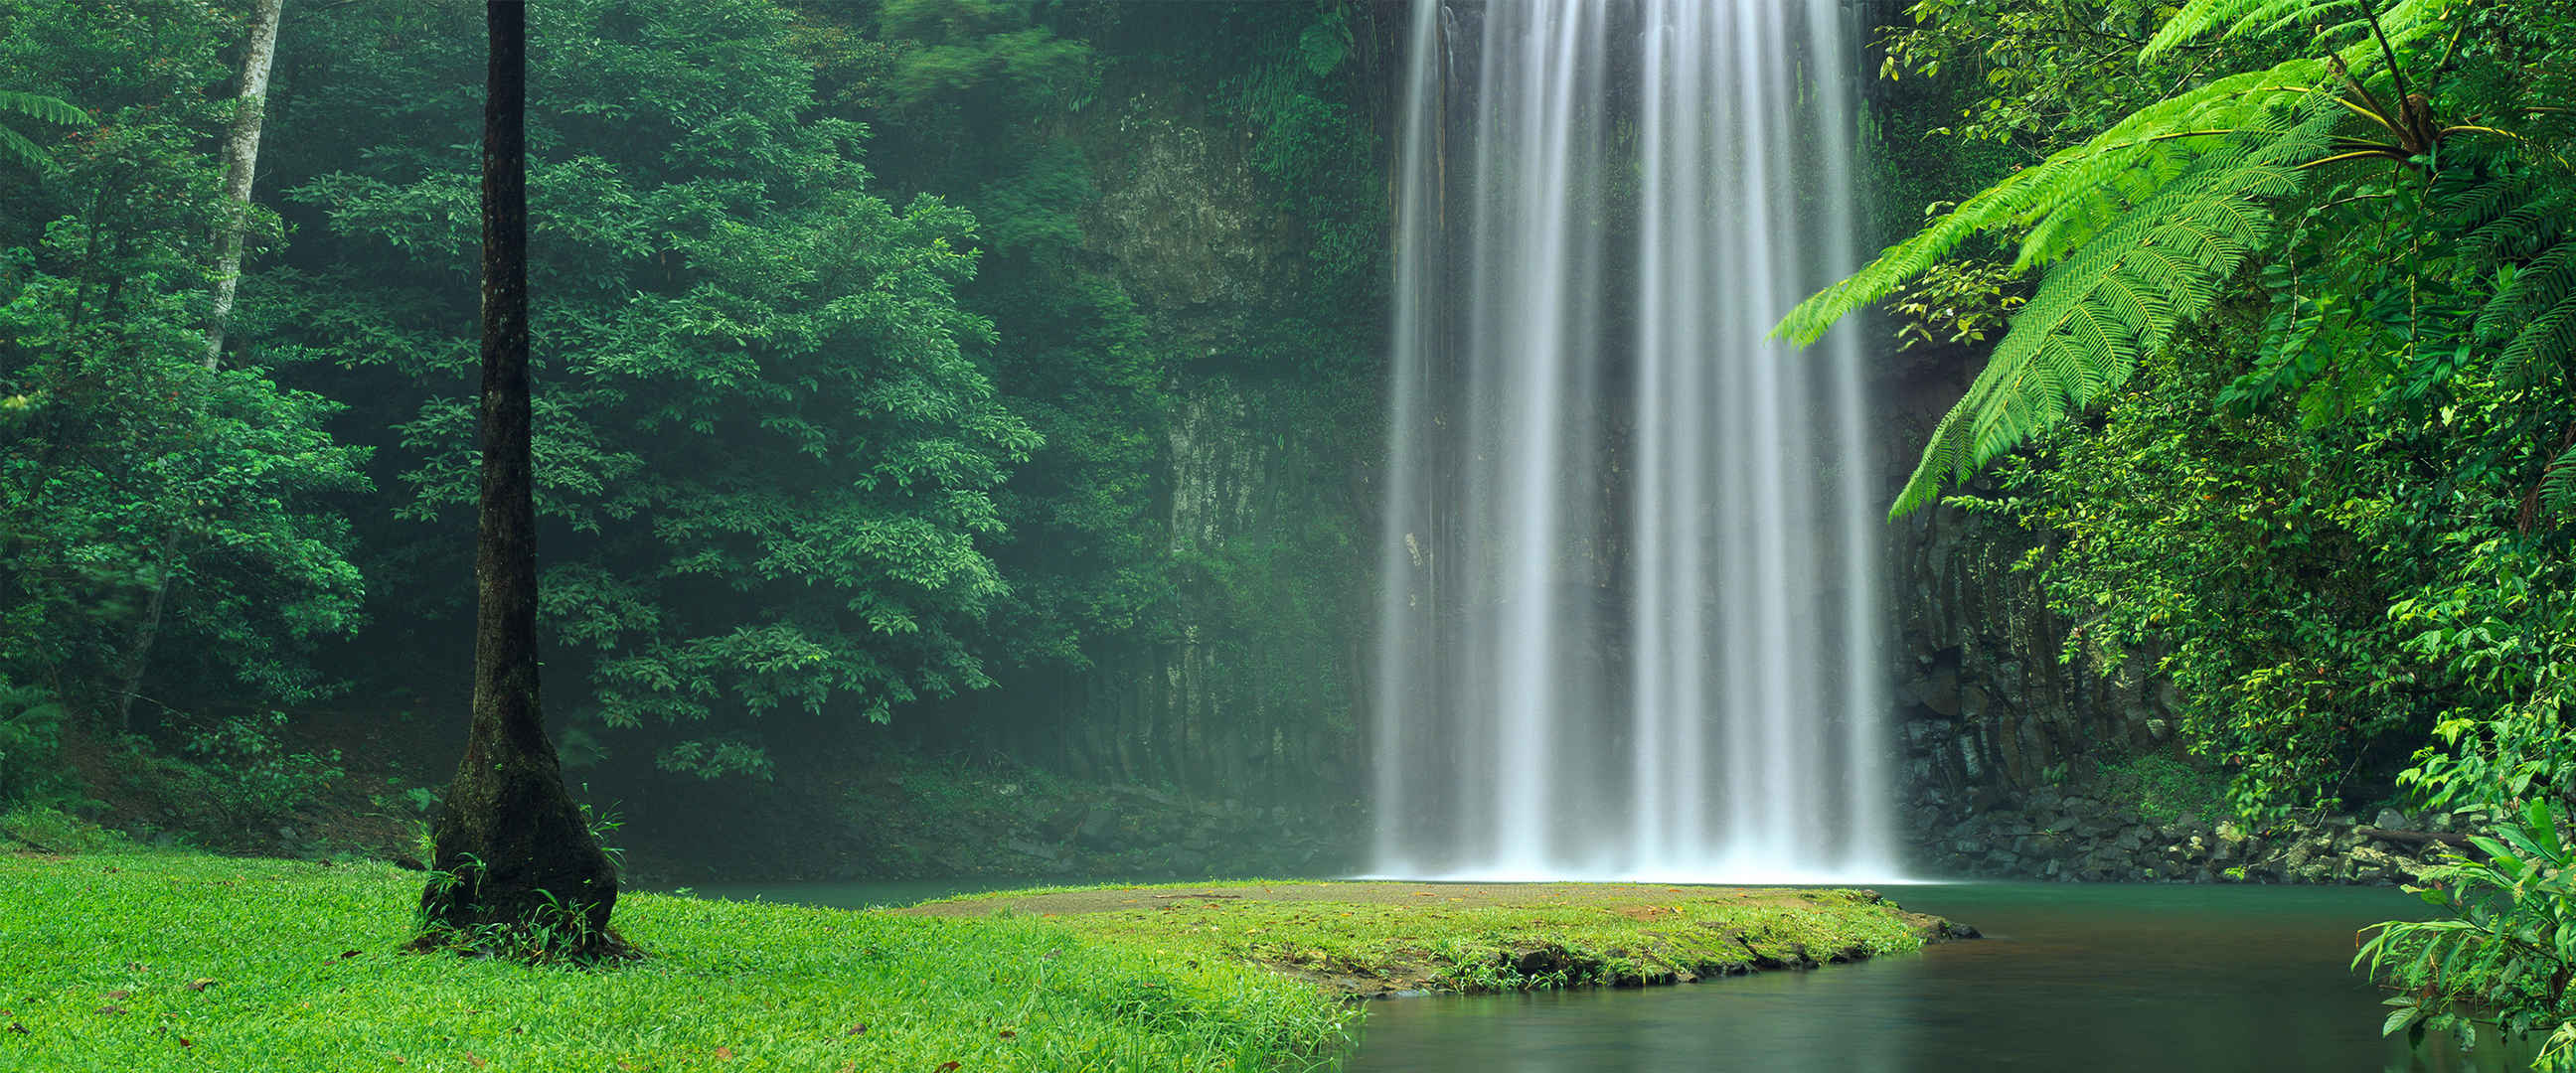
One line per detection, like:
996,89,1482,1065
2543,441,2576,521
2450,171,2576,392
0,89,87,174
2143,0,2461,61
1887,107,2338,516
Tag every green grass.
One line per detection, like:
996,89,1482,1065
0,847,1351,1072
916,881,1939,994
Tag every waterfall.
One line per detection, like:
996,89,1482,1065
1373,0,1894,882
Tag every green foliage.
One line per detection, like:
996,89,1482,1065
0,0,367,730
262,0,1036,776
2095,754,2233,825
172,711,343,830
0,678,66,808
2360,798,2576,1069
1790,0,2525,515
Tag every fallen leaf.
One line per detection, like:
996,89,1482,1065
185,979,216,993
465,1052,487,1069
104,990,131,1000
338,950,361,960
847,1022,868,1035
937,1063,960,1072
96,1005,126,1016
999,1029,1017,1039
5,1022,25,1035
177,1037,192,1048
838,1064,857,1073
715,1045,734,1060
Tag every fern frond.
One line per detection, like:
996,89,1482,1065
1778,63,2327,345
2145,0,2464,63
1888,111,2337,516
0,89,85,174
0,90,83,127
2543,441,2576,520
2498,301,2576,390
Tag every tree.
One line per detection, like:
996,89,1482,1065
1,0,364,751
415,0,621,958
265,0,1035,780
202,0,283,364
108,0,290,733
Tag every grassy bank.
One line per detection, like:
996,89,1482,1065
911,881,1963,996
0,847,1349,1072
2,843,1964,1071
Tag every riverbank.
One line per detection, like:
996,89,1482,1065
908,880,1972,996
1,847,1965,1070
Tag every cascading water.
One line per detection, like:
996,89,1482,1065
1372,0,1894,882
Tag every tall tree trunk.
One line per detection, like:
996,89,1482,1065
202,0,282,367
110,0,285,733
418,0,620,954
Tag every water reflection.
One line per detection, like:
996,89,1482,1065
1344,884,2524,1072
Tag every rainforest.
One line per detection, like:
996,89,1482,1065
2,1,2571,1070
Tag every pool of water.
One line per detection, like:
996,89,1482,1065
1341,882,2522,1072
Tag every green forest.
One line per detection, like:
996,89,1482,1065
4,0,2574,1069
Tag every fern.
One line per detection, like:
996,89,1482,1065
2456,176,2576,392
1777,61,2329,346
0,89,86,174
1890,107,2338,515
1780,0,2507,517
2143,0,2462,61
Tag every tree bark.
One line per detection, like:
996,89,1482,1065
418,0,620,954
202,0,283,367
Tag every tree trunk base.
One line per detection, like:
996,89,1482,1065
414,747,627,963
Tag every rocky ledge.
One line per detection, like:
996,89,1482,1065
1911,790,2466,884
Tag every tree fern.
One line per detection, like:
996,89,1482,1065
1891,107,2337,516
2544,441,2576,521
1777,62,2329,347
2143,0,2461,61
1780,0,2501,517
0,89,85,174
2459,179,2576,393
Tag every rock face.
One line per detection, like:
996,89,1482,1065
927,78,1376,816
1876,342,2185,848
1914,798,2456,886
1866,344,2459,886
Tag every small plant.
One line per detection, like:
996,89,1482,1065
2096,754,2230,825
2358,799,2576,1069
0,680,66,809
176,711,343,829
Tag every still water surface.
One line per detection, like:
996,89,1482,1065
695,879,2525,1071
1345,883,2518,1073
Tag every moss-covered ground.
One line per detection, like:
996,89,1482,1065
910,880,1962,996
1,844,1964,1071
